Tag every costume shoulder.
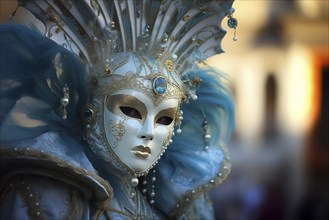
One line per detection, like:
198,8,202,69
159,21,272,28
0,132,113,219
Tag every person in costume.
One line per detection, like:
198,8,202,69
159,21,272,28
0,0,236,219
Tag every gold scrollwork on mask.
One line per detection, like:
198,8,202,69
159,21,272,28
108,119,126,148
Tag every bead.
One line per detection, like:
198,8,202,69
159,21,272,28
151,192,155,197
26,186,30,190
176,129,182,134
191,190,195,194
60,97,69,106
192,95,198,100
130,192,135,197
153,76,167,94
176,204,180,208
131,177,139,186
169,139,173,144
62,115,67,120
150,200,155,204
204,134,211,140
210,179,215,183
152,177,156,182
233,36,238,41
14,147,17,151
142,180,147,185
204,146,209,150
142,189,147,193
35,202,39,206
29,194,33,198
36,212,40,216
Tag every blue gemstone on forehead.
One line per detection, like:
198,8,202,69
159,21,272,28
153,76,167,94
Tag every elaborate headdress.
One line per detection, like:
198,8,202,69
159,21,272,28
17,0,237,101
2,0,236,218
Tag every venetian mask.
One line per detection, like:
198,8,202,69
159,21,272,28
85,52,185,176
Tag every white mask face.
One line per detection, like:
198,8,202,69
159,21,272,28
103,88,179,174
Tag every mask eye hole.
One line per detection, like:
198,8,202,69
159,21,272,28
120,106,142,119
156,116,173,125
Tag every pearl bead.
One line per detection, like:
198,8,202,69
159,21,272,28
60,97,69,106
131,177,139,186
176,129,182,134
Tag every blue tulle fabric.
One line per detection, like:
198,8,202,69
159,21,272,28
0,24,235,218
0,24,87,144
152,68,235,216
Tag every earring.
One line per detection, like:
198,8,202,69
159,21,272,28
176,110,183,134
201,107,211,150
227,7,238,41
60,85,69,120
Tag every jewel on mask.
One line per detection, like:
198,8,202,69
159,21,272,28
153,76,167,94
82,105,96,124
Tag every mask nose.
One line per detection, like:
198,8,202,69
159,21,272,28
139,117,154,141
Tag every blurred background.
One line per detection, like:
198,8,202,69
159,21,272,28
1,1,328,220
207,1,328,220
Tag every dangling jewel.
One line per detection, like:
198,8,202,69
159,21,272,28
201,107,211,150
176,110,183,134
153,76,167,94
227,7,238,41
142,176,148,199
149,169,156,206
60,85,69,120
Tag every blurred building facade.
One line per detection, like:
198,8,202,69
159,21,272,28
208,1,328,220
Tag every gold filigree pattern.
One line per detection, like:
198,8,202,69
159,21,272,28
108,120,126,148
164,60,174,73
